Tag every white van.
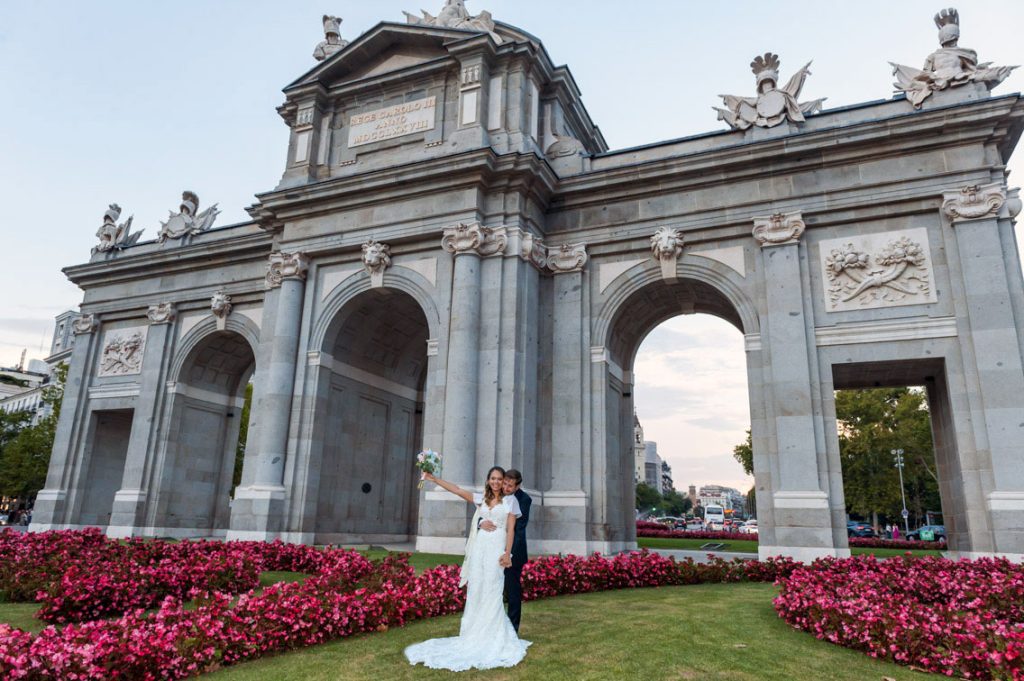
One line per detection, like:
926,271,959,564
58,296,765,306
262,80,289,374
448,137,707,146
704,505,725,531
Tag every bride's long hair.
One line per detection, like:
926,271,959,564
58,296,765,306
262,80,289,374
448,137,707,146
483,466,506,506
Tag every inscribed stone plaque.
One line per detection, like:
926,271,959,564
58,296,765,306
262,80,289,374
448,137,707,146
819,228,937,312
347,97,437,148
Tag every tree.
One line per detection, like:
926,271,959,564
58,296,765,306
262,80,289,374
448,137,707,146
836,387,938,528
733,430,753,476
232,381,253,492
0,364,66,502
635,483,662,513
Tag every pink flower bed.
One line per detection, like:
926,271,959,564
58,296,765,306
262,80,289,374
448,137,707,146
847,536,945,551
636,521,945,550
774,555,1024,680
0,529,799,679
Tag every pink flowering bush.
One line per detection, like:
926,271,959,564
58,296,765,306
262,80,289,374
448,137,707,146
0,529,802,680
847,536,945,550
636,521,946,550
774,555,1024,680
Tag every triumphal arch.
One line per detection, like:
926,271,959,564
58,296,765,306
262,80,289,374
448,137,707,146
34,6,1024,561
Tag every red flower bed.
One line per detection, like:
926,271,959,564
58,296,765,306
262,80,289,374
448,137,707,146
774,555,1024,680
847,536,945,551
0,530,800,679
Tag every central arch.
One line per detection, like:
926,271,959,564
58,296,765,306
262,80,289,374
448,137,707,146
308,287,431,544
594,259,761,549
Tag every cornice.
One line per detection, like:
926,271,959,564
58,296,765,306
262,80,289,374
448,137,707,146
553,94,1023,209
250,149,558,227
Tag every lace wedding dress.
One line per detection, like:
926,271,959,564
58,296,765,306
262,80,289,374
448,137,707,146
405,494,532,671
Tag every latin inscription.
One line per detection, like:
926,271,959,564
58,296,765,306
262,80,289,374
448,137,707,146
347,97,436,148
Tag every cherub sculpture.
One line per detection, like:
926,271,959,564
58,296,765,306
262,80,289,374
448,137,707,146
157,191,220,242
891,8,1017,109
94,203,142,254
715,53,825,131
313,15,349,62
403,1,502,44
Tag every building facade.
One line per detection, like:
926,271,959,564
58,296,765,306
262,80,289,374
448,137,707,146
31,7,1024,561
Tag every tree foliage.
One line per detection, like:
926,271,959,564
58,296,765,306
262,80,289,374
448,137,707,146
0,364,67,500
232,381,253,491
733,430,753,476
635,483,692,516
836,387,939,526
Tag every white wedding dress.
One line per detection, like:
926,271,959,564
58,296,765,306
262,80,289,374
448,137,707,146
405,493,532,671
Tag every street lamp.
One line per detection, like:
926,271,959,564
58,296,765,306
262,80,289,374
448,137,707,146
892,448,910,535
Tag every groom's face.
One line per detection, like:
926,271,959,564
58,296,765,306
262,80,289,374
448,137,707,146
502,478,520,495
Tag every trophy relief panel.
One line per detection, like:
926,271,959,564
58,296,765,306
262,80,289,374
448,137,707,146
819,228,938,312
97,326,149,378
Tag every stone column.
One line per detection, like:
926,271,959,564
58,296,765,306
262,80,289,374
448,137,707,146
107,303,176,538
31,314,100,530
228,251,308,541
416,223,502,554
943,184,1024,558
753,212,838,562
546,242,590,555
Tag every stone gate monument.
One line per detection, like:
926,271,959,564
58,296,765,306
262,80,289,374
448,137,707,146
32,6,1024,562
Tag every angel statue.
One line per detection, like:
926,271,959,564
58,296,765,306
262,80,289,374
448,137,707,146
157,191,220,243
94,203,142,254
403,1,502,44
715,53,826,131
313,15,349,62
891,8,1018,109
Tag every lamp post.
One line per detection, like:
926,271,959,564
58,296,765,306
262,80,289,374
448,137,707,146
892,448,910,535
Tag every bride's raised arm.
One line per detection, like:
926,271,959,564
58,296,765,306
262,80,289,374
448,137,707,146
422,472,475,503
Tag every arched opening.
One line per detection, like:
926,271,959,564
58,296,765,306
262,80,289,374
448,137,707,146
603,277,752,544
155,330,255,536
313,288,429,544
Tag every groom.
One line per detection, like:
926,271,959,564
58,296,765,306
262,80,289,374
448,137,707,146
480,468,531,632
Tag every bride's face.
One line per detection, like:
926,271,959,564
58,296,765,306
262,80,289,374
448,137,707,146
487,470,504,494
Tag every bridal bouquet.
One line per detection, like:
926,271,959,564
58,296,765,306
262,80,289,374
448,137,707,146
416,449,442,489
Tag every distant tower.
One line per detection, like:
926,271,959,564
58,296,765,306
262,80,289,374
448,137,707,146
17,349,26,371
688,485,697,507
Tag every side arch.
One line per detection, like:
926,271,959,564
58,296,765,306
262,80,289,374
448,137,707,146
170,315,261,384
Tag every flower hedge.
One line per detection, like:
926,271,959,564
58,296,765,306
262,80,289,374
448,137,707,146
774,555,1024,680
0,529,799,679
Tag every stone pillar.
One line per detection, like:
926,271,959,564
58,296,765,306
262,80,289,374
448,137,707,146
752,212,839,561
943,184,1024,559
31,314,100,530
416,223,503,554
228,251,308,541
107,303,176,538
545,242,590,554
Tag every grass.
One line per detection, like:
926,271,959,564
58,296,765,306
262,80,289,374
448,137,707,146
205,582,934,680
638,536,943,559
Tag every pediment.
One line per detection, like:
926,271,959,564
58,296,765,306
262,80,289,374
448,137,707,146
287,22,489,92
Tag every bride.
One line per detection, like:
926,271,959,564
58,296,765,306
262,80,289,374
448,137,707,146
405,466,532,671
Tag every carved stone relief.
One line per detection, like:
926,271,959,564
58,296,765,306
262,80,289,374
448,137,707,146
715,53,825,130
403,2,502,44
650,227,685,279
157,191,220,243
147,302,176,325
819,228,937,312
752,212,806,247
546,243,589,274
441,223,507,257
520,232,547,270
942,183,1007,222
72,314,98,335
94,204,142,254
362,240,393,287
211,291,233,319
98,327,148,377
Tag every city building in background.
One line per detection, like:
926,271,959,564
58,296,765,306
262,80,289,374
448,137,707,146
698,485,747,516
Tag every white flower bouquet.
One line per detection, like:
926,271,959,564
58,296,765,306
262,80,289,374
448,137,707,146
416,449,442,489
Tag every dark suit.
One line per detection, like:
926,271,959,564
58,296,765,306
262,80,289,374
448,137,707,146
504,488,531,632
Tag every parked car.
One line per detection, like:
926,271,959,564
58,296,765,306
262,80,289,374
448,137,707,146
847,520,877,538
739,520,758,534
906,525,946,542
685,519,705,531
654,516,686,529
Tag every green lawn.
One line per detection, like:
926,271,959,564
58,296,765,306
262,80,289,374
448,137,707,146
205,582,934,680
637,536,943,559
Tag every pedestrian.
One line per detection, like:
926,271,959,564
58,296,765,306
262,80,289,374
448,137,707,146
892,524,901,541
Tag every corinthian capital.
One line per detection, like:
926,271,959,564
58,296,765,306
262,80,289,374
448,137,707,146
441,223,507,257
942,183,1007,223
752,211,805,248
266,251,310,289
546,242,589,274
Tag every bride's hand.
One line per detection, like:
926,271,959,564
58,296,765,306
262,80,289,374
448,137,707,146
422,472,437,483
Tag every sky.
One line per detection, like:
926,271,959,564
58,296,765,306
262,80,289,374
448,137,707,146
1,1,1023,493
